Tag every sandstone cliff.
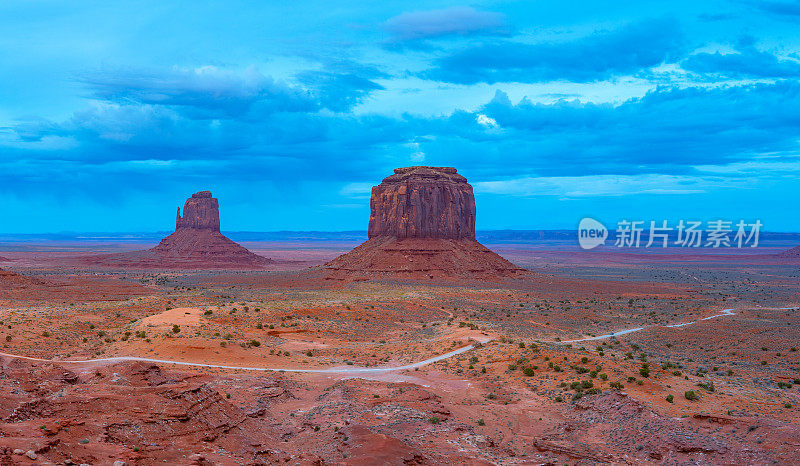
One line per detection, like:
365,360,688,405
368,167,475,240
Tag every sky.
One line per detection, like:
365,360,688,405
1,0,799,233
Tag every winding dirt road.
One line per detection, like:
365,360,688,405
0,306,795,373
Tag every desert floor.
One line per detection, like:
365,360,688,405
0,241,798,464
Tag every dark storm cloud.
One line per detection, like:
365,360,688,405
682,37,800,79
82,66,319,118
5,79,799,197
82,64,387,118
462,81,800,175
295,71,385,112
422,18,688,84
751,0,800,16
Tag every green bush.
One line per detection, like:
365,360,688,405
684,390,698,401
666,394,674,403
523,367,535,377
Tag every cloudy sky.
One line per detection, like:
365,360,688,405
1,0,799,233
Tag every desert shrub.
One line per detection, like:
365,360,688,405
666,394,674,403
698,381,715,392
250,340,261,347
477,419,485,426
599,373,608,381
684,390,699,401
610,381,624,390
523,367,535,377
554,396,563,402
172,324,180,334
306,350,313,357
428,416,441,424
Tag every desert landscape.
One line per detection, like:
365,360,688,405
0,168,798,465
3,2,800,464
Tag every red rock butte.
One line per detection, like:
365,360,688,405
84,191,273,269
326,166,523,280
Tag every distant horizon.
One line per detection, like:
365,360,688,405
2,229,799,237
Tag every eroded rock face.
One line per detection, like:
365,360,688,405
368,166,476,240
326,167,523,280
176,191,220,232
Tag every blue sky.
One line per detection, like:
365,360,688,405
1,0,799,233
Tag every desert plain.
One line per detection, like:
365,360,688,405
0,236,798,465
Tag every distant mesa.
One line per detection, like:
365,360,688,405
325,166,523,280
84,191,273,269
778,245,800,258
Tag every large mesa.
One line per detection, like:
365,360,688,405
325,166,523,280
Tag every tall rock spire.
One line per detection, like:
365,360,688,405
175,191,221,232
